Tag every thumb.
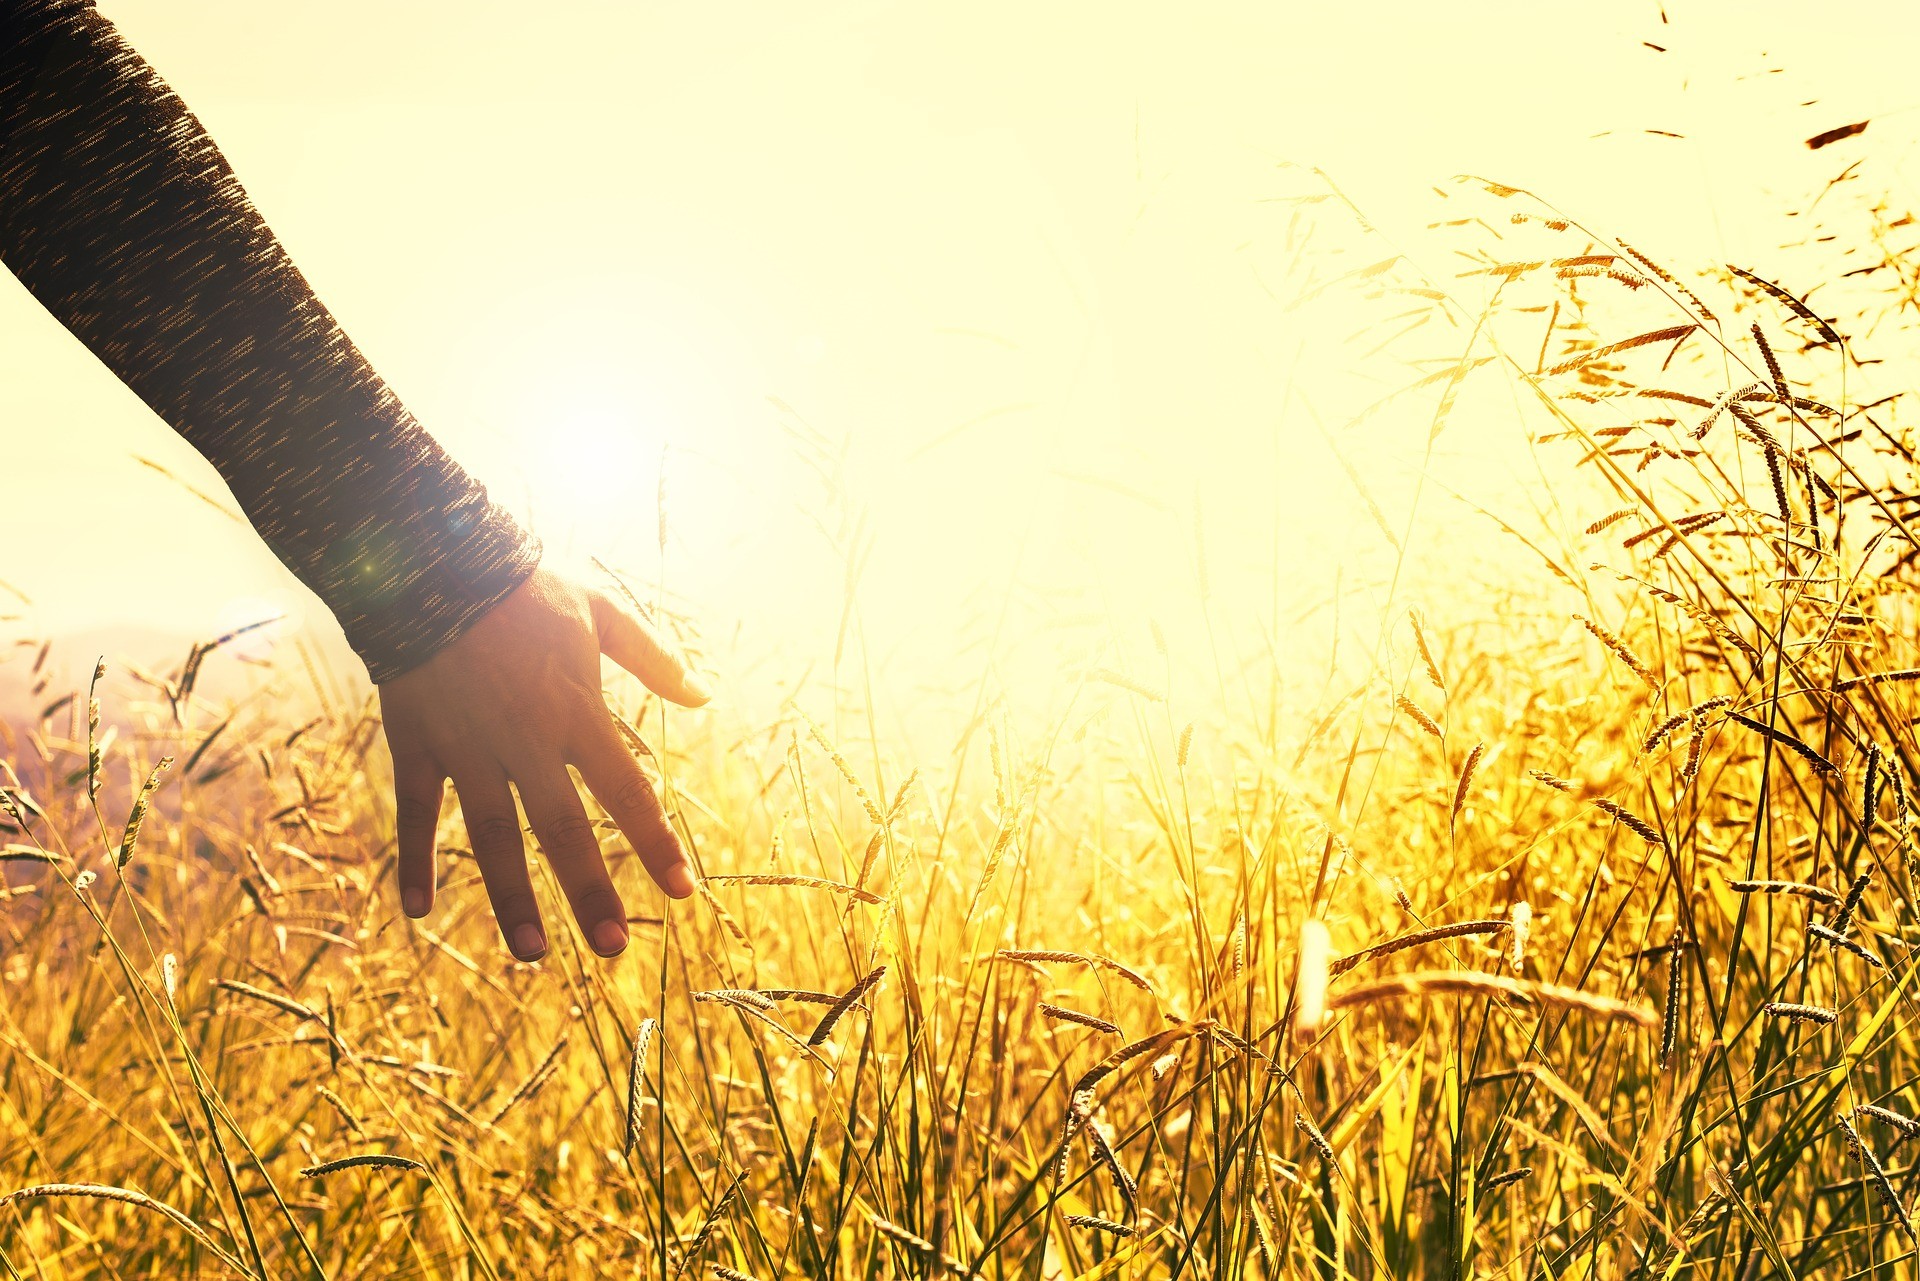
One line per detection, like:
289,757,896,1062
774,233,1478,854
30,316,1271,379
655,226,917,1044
588,587,713,707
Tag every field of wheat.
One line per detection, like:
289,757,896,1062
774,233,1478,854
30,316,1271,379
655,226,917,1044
7,170,1920,1280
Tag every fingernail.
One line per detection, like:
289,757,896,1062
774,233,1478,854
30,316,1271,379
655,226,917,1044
591,918,628,956
511,923,546,960
682,671,715,704
401,887,428,918
662,863,698,899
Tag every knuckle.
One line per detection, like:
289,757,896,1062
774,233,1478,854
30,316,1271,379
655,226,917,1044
608,771,659,816
541,811,599,853
395,794,441,829
467,814,523,852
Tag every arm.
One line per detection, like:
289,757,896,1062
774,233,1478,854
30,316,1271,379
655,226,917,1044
0,0,705,960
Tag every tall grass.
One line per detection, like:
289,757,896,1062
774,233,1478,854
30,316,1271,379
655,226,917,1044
5,170,1920,1279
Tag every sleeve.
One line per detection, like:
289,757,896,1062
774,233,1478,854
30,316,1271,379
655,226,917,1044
0,0,541,683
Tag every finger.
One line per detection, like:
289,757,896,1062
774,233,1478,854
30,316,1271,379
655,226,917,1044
576,719,696,901
450,766,547,961
392,751,446,919
589,587,712,707
517,764,630,957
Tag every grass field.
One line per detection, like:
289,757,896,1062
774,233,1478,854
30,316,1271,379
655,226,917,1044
6,175,1920,1279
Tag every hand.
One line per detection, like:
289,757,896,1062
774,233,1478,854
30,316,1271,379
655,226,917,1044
377,563,711,961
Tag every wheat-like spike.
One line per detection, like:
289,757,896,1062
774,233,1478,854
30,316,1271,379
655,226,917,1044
1482,1166,1532,1192
1065,1215,1135,1237
1838,1115,1914,1236
116,756,174,870
680,1170,746,1267
1090,667,1166,702
1040,1003,1122,1036
315,1084,364,1135
1331,970,1657,1026
487,1035,569,1124
1638,387,1716,408
693,989,778,1011
1660,935,1684,1069
1072,1022,1213,1097
1395,694,1443,739
1830,870,1874,935
1646,1186,1731,1276
695,881,753,950
624,1018,656,1155
1296,1115,1337,1164
1809,923,1884,968
998,948,1086,965
1093,956,1154,992
800,712,884,823
808,966,887,1047
1694,382,1756,439
85,659,104,803
1330,919,1509,977
1641,713,1690,756
1728,264,1843,344
994,949,1154,993
300,1153,426,1177
1654,511,1728,556
850,827,886,894
1681,726,1706,788
703,874,883,905
1859,1104,1920,1139
1209,1024,1285,1075
1572,614,1659,691
1054,1088,1094,1185
215,979,319,1022
1617,239,1718,321
1894,762,1915,829
0,1183,250,1274
1864,743,1885,827
1838,669,1920,692
1762,1001,1838,1025
613,714,655,759
1410,611,1446,690
883,769,918,823
1450,743,1486,836
1590,798,1664,846
1544,323,1696,376
1390,878,1414,913
1528,768,1579,793
1176,723,1194,769
1726,879,1840,905
868,1214,937,1256
711,1268,757,1281
1083,1116,1139,1218
1231,915,1247,979
752,989,841,1005
1751,323,1789,405
1586,508,1638,536
1757,428,1793,527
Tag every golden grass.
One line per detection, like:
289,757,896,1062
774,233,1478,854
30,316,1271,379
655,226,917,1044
10,174,1920,1279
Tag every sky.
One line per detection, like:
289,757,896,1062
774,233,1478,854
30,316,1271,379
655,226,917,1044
4,1,1918,710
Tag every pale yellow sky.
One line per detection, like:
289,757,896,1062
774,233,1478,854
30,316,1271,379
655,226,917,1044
4,1,1917,708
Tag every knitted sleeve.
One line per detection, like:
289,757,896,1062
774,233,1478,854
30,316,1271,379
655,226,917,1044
0,0,541,682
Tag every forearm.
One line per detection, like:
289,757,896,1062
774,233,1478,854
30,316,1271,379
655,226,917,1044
0,0,538,681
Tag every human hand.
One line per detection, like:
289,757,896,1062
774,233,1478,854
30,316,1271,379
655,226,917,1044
377,563,711,961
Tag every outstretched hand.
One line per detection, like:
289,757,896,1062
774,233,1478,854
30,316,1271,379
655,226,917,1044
377,564,711,961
